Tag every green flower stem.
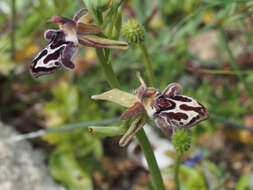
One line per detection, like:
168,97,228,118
136,129,166,190
218,27,253,98
96,48,120,88
139,43,155,86
96,46,165,190
174,153,182,190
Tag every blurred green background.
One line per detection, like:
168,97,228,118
1,0,253,189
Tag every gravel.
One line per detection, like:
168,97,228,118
0,122,66,190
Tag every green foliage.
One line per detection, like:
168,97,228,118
50,151,93,190
180,165,207,190
162,0,200,17
42,81,104,147
42,81,104,190
236,174,250,190
1,0,253,189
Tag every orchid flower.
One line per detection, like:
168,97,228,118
30,8,128,78
92,72,208,146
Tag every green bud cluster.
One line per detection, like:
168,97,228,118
172,130,191,154
122,19,145,44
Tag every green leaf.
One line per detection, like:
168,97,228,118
50,151,93,190
201,0,249,5
172,12,203,45
53,81,79,117
236,175,250,190
180,165,207,190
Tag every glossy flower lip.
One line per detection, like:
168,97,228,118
30,8,128,78
30,30,71,78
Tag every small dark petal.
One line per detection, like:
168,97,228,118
73,8,88,23
63,61,75,69
44,29,58,41
77,22,103,35
78,35,128,50
61,42,78,70
120,102,145,120
154,117,174,139
162,83,182,97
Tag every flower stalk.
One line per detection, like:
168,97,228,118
172,130,192,190
174,153,182,190
83,4,164,189
122,19,155,86
139,43,155,86
136,129,166,190
95,42,165,190
97,59,166,189
96,48,121,88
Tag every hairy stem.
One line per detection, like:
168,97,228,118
174,153,182,190
139,43,155,86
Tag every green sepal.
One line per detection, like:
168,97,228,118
91,89,138,108
119,115,146,147
88,125,127,136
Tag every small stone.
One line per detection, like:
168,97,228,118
0,122,66,190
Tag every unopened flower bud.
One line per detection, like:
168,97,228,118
122,19,145,44
172,130,191,154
